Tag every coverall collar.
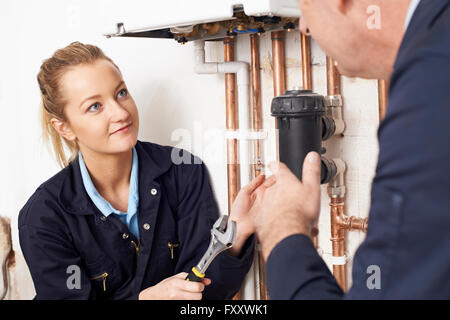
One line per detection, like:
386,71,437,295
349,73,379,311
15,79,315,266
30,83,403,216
58,140,173,215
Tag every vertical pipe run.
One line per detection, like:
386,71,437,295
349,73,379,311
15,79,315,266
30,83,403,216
271,31,287,98
250,34,263,177
250,34,268,300
272,30,286,161
224,37,243,301
325,62,368,291
378,79,389,121
300,32,319,248
224,37,241,212
301,34,312,91
330,197,347,291
327,57,341,96
193,39,252,299
326,55,346,290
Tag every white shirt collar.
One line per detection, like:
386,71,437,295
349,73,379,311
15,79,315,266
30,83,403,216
405,0,421,30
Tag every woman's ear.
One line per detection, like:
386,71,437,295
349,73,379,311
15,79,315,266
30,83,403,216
50,118,76,141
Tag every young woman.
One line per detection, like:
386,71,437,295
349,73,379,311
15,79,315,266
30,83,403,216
19,41,264,300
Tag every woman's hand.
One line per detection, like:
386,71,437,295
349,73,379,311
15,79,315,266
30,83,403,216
138,272,211,300
228,174,266,256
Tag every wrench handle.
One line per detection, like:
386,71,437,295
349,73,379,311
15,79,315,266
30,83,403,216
185,267,205,282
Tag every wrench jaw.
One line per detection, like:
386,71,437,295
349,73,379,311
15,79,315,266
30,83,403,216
224,220,237,248
195,215,237,275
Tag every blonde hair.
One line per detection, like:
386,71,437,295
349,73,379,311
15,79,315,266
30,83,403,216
37,41,121,168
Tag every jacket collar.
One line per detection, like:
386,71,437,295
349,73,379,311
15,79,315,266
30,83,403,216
58,140,174,215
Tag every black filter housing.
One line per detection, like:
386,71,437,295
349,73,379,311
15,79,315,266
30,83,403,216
271,89,335,184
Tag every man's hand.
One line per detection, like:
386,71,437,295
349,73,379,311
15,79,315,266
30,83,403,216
253,152,322,262
228,174,266,257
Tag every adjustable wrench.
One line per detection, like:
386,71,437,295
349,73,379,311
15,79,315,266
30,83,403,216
185,215,237,282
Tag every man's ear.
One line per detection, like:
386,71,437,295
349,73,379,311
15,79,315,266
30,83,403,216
50,118,76,141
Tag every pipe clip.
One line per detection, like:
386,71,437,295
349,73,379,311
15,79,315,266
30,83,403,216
322,252,348,266
330,255,347,266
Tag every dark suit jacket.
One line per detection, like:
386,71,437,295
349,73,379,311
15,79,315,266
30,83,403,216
266,0,450,299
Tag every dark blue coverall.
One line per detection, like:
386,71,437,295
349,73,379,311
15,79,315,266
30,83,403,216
18,140,254,299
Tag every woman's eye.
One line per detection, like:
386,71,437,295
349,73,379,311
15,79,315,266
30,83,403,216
118,88,128,98
88,103,100,112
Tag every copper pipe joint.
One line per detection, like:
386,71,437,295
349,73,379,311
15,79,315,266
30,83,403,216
329,197,347,291
331,200,368,233
330,197,369,291
337,214,368,233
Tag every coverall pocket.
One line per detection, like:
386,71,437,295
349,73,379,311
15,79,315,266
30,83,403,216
154,238,180,278
85,257,117,296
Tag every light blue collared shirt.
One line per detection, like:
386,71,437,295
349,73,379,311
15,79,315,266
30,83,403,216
78,147,140,239
405,0,421,30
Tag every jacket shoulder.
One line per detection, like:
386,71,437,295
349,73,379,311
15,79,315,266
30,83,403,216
18,166,71,230
400,4,450,61
424,6,450,58
137,140,173,153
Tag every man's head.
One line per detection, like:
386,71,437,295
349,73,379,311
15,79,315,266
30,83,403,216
298,0,412,79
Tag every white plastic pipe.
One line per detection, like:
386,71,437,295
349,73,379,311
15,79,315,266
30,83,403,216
193,40,251,192
193,40,254,299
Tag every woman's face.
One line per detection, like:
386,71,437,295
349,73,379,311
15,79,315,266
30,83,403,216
56,59,139,155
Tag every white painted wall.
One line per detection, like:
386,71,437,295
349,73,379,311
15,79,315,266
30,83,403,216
0,0,379,299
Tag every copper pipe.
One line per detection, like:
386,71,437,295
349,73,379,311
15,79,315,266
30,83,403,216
301,34,312,91
250,34,264,177
250,34,268,300
224,37,241,210
300,33,319,248
378,79,389,121
326,56,346,290
225,37,242,301
271,31,287,98
326,57,341,96
330,198,347,291
326,57,370,292
271,30,286,157
312,232,319,249
330,197,369,292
